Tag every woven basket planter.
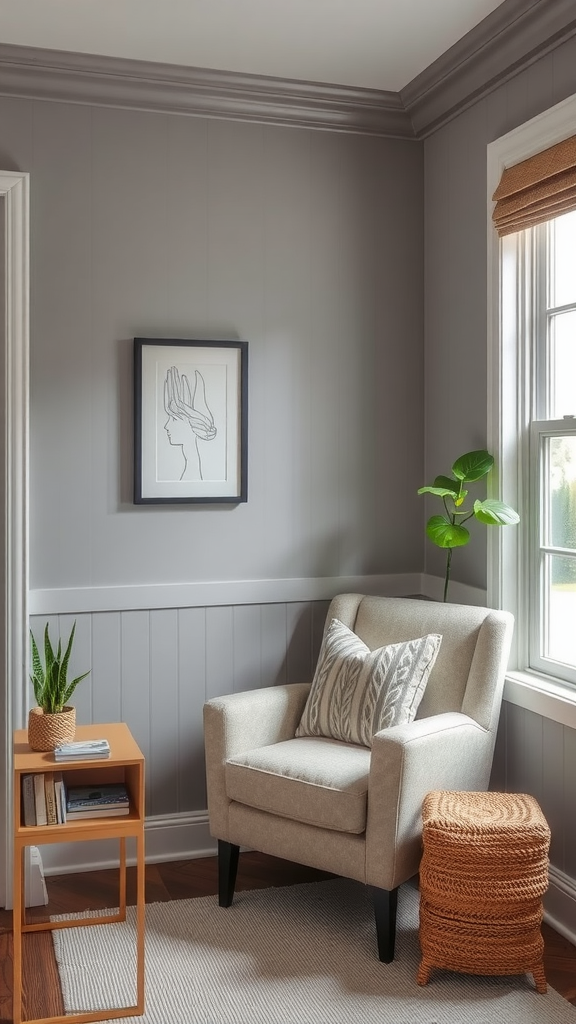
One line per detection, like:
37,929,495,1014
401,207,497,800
417,790,551,994
28,706,76,751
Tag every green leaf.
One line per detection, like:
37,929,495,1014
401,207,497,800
31,673,43,707
59,621,76,694
418,485,459,498
47,660,60,714
426,516,471,549
30,631,43,679
61,672,91,708
473,499,520,526
452,450,494,483
433,475,460,495
30,630,44,704
43,623,55,675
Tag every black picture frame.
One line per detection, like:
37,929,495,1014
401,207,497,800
133,338,248,504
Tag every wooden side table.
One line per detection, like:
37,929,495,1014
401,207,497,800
13,722,145,1024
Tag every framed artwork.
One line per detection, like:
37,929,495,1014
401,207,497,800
133,338,248,504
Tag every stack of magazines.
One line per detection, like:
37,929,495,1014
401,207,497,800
66,782,130,819
53,739,111,761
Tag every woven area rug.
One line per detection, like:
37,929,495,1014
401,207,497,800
52,877,576,1024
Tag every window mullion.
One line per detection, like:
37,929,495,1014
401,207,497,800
528,227,549,677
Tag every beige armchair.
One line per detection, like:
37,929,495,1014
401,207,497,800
203,594,514,962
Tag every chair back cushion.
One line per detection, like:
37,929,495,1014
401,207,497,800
295,617,441,746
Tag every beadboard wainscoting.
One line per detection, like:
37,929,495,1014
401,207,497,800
30,576,576,943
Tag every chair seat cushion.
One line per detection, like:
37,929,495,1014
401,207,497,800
225,736,371,833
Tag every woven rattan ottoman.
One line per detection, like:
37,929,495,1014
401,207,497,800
417,790,551,993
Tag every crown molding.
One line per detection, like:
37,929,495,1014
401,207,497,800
402,0,576,137
0,43,415,139
0,0,574,143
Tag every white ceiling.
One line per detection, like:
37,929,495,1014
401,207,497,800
0,0,508,93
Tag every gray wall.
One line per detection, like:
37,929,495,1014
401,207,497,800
0,97,424,592
423,33,576,589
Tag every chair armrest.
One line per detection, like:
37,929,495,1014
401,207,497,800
203,683,311,840
204,683,311,754
366,712,491,889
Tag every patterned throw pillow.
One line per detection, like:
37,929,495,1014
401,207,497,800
296,618,442,747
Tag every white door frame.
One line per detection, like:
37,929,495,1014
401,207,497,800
0,170,29,909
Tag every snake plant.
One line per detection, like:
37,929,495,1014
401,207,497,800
30,621,90,713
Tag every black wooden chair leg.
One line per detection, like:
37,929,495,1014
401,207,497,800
218,840,240,907
372,885,398,962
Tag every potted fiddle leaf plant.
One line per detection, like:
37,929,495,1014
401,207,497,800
28,621,90,751
418,449,520,602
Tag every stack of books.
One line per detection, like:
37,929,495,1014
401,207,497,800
21,771,66,826
53,739,111,761
21,775,130,825
66,783,130,819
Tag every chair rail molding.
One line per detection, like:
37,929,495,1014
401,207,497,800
28,573,425,616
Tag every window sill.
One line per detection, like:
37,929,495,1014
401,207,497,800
504,671,576,728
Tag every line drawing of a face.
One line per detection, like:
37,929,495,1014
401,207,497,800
164,415,189,448
163,365,217,481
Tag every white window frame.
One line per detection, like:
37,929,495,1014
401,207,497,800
487,90,576,728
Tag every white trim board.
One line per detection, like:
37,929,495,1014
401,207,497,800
0,170,29,911
28,573,487,616
29,573,426,615
503,672,576,730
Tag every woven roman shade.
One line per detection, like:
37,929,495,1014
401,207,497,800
492,134,576,236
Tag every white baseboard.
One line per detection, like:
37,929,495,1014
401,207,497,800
40,811,217,876
545,865,576,946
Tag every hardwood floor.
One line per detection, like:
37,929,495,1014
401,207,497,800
0,852,575,1021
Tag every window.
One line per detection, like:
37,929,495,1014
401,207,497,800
488,94,576,714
